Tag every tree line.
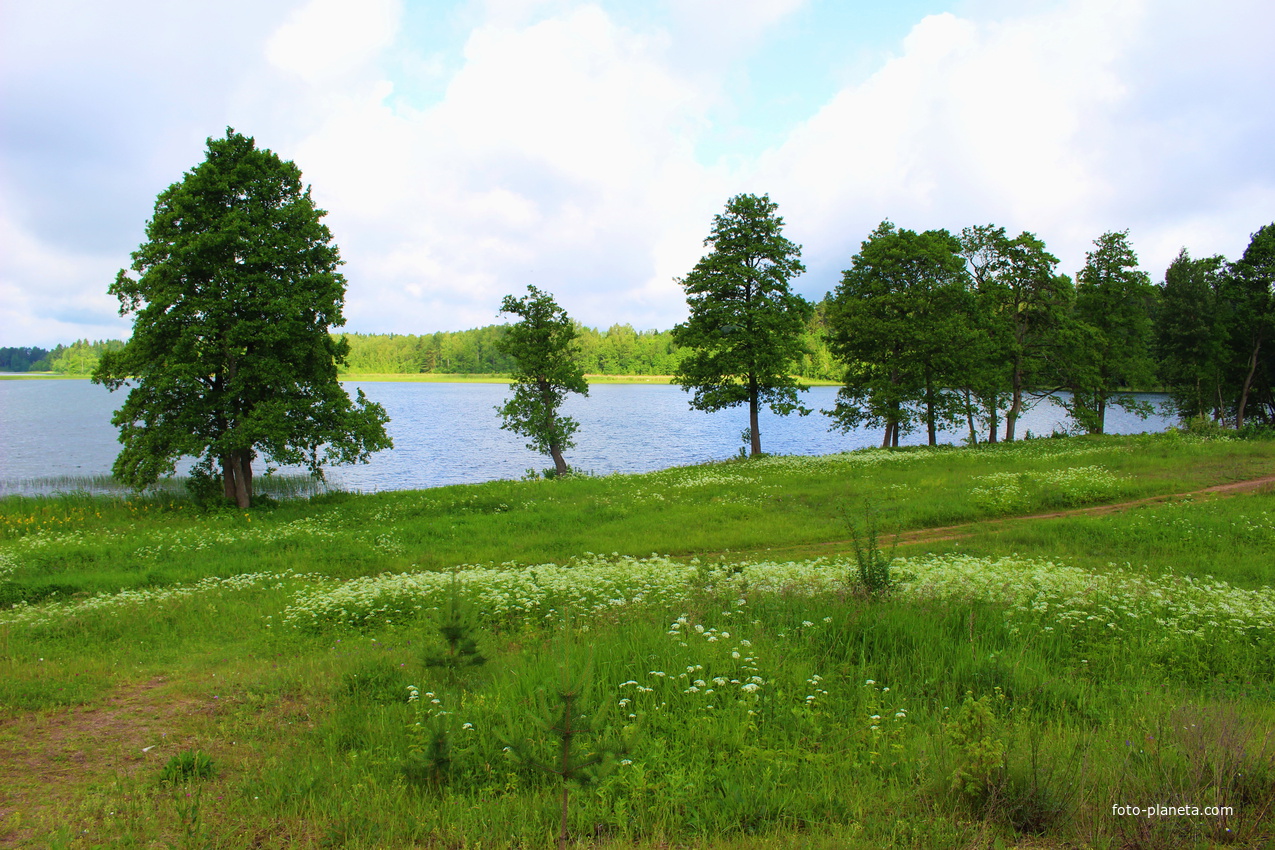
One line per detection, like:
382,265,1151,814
0,340,126,374
24,322,839,381
505,199,1273,467
826,222,1274,447
319,320,838,379
62,129,1275,505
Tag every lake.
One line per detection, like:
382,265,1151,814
0,379,1178,495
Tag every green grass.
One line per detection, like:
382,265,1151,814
0,431,1273,848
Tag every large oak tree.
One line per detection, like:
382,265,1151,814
93,129,392,507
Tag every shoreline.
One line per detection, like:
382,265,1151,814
4,372,844,386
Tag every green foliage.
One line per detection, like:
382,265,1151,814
159,749,217,784
92,128,392,509
826,221,974,447
0,345,51,372
946,693,1006,799
672,193,813,456
845,503,895,596
45,339,124,375
495,285,589,477
404,687,455,788
1055,230,1157,434
501,622,621,850
335,319,842,380
1226,222,1275,428
958,225,1071,443
1156,249,1230,423
424,572,487,676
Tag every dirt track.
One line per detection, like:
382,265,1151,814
773,473,1275,554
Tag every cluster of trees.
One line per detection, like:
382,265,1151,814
825,222,1275,447
0,341,124,374
508,196,1274,467
22,324,838,381
1157,229,1275,429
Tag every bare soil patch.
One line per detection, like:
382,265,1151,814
0,676,206,846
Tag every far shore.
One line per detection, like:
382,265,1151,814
5,372,843,387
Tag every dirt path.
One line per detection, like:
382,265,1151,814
774,473,1275,554
0,677,206,846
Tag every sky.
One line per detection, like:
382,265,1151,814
2,0,1273,348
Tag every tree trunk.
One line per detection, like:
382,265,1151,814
222,454,236,501
963,390,977,446
549,443,569,477
925,378,937,446
748,377,761,456
232,450,252,508
242,452,252,504
221,450,253,508
1238,338,1261,430
1005,362,1024,442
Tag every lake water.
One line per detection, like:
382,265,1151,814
0,379,1178,495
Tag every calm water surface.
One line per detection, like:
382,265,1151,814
0,379,1178,495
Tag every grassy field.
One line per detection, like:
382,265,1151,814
0,431,1273,848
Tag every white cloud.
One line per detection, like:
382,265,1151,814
753,0,1273,283
266,0,403,83
285,3,725,333
0,202,131,344
3,0,1273,347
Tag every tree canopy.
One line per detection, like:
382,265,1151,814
958,225,1071,442
1055,230,1156,434
825,221,973,447
1227,223,1275,428
672,193,813,456
495,285,589,477
93,129,391,507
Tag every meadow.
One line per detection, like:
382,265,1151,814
0,430,1272,848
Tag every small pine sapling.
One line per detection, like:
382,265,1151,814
404,687,453,788
424,571,488,684
406,574,488,789
503,616,626,850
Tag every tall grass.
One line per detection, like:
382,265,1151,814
1,431,1272,848
0,472,331,500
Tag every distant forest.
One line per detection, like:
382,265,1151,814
0,345,52,372
339,316,838,379
1,317,840,380
0,340,124,374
